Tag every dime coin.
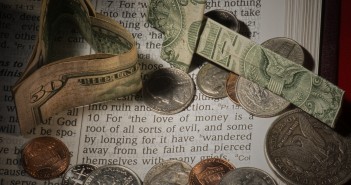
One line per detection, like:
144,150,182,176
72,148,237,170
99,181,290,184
205,9,240,32
22,136,70,180
143,68,195,114
236,76,289,117
261,37,304,66
265,109,351,185
62,164,97,185
225,72,240,105
84,165,142,185
219,167,277,185
196,63,229,98
144,160,192,185
189,158,235,185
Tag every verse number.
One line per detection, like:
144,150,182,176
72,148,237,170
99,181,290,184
107,0,113,7
247,21,256,27
88,114,100,122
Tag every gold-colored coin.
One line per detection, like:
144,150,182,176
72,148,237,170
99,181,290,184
22,136,70,180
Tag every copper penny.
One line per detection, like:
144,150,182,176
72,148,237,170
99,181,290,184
22,136,70,180
189,158,235,185
226,72,240,105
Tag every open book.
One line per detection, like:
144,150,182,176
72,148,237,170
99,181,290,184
0,0,325,184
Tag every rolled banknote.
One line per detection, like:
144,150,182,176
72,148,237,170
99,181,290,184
196,18,344,127
12,0,142,134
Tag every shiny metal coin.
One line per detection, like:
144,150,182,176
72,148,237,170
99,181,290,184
189,158,235,185
22,136,70,180
265,109,351,185
62,164,97,185
205,9,240,32
84,165,142,185
196,63,229,98
261,37,304,66
144,160,192,185
236,76,289,117
226,72,240,105
143,68,195,114
219,167,277,185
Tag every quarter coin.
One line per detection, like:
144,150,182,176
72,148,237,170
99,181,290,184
22,136,70,180
143,68,195,114
144,160,192,185
219,167,277,185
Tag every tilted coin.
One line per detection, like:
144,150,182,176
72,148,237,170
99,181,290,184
265,109,351,185
236,76,289,117
261,37,304,66
22,136,70,180
189,158,235,185
143,68,195,114
196,63,229,98
84,165,142,185
62,164,97,185
205,9,240,32
225,72,240,105
144,160,192,185
219,167,277,185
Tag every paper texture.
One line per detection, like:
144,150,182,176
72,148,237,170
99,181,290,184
0,0,322,184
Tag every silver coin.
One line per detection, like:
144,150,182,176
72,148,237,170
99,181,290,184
144,160,192,185
265,109,351,185
261,37,304,66
219,167,277,185
143,68,195,114
236,76,289,117
83,165,142,185
196,63,229,98
205,9,240,32
62,164,97,185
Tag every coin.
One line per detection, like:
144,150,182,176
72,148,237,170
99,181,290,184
62,164,97,185
219,167,277,185
236,76,289,117
189,158,235,185
22,136,70,180
261,37,304,66
265,109,351,185
84,165,142,185
196,63,229,98
225,72,240,105
143,68,195,114
144,160,192,185
205,9,240,32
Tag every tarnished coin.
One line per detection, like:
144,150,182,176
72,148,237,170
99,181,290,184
84,165,142,185
62,164,97,185
236,76,289,117
261,37,304,66
22,136,70,180
205,9,240,32
144,160,192,185
189,158,235,185
265,109,351,185
143,68,195,114
196,63,229,98
219,167,277,185
225,72,240,105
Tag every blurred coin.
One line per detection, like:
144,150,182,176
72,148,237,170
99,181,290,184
219,167,277,185
84,165,142,185
62,164,97,185
196,63,229,98
262,37,304,66
236,76,289,117
144,160,192,185
22,136,70,180
226,72,240,105
189,158,235,185
265,109,351,185
205,9,240,32
143,68,195,114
